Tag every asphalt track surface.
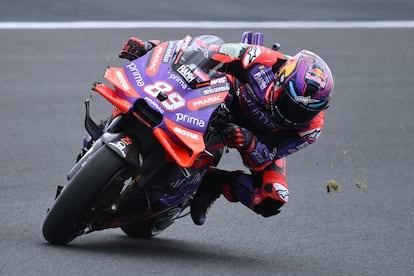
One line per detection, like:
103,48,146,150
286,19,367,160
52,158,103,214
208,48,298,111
1,1,414,275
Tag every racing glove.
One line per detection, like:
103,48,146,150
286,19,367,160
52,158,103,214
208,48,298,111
223,123,256,153
119,37,159,61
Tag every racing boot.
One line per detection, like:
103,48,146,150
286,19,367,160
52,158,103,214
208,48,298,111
191,169,223,226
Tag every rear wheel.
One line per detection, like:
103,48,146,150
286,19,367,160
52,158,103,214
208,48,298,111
42,145,126,245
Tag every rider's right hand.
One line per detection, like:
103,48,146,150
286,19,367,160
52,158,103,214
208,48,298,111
222,123,257,153
119,37,155,61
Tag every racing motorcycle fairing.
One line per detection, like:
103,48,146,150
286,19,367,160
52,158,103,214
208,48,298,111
93,36,231,168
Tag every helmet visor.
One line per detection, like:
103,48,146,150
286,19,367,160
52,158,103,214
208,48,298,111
273,81,325,124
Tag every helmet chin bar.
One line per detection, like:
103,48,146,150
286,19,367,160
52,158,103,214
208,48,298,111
269,82,296,128
270,101,296,129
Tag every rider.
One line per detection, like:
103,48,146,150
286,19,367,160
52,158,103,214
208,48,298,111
118,34,334,225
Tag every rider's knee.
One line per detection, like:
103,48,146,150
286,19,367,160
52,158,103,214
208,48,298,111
252,183,289,217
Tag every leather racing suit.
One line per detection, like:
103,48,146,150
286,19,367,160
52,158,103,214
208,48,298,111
200,38,325,217
121,35,325,218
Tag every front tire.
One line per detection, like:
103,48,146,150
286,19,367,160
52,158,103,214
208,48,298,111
42,145,126,245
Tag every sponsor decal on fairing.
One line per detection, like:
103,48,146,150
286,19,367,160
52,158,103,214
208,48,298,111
210,76,228,85
125,62,145,87
173,126,200,141
144,96,165,114
115,70,131,91
146,44,166,76
168,73,188,90
176,64,196,83
201,83,230,96
175,112,205,128
188,94,225,110
180,35,192,52
174,35,193,63
108,136,133,158
163,41,175,63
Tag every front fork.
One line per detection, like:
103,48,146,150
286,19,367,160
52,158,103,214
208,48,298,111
81,98,145,167
76,98,109,162
69,99,145,184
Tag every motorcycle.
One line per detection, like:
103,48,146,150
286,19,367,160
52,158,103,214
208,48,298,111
42,32,265,245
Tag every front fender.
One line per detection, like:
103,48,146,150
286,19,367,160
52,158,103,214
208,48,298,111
102,132,142,168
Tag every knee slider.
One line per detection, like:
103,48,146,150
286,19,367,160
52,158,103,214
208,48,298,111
254,198,284,217
253,183,289,217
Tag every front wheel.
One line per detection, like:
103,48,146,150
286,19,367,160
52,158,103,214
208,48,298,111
42,145,126,245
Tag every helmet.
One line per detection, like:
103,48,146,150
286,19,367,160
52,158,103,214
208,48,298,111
270,50,334,126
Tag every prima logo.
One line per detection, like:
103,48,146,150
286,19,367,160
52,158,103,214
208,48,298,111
125,62,144,87
175,113,205,128
168,73,188,90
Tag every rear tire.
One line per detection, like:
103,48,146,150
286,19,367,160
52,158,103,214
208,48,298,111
42,145,126,245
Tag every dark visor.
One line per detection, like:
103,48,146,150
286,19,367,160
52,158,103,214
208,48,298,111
273,81,325,124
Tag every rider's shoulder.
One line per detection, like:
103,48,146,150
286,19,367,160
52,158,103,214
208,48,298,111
239,44,286,68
